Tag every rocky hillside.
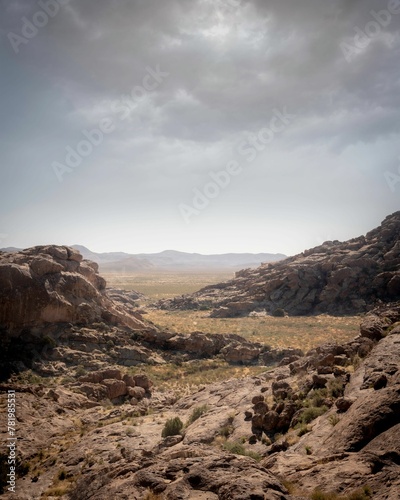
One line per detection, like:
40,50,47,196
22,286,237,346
1,296,399,498
158,212,400,317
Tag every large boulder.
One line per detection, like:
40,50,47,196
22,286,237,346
0,245,150,334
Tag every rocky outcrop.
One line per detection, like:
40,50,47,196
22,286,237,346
134,328,304,366
0,245,149,334
157,211,400,316
263,303,400,499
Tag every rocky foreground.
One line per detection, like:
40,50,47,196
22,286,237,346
0,244,399,499
157,211,400,317
0,301,399,499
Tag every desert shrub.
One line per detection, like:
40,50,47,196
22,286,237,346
308,389,327,407
301,406,327,424
327,379,345,398
329,414,340,426
281,480,295,494
347,486,372,500
223,441,261,461
272,308,286,317
310,486,372,500
74,365,86,378
297,423,311,437
57,469,67,481
43,486,70,497
161,417,183,438
143,490,163,499
219,425,234,438
187,405,209,425
305,445,313,455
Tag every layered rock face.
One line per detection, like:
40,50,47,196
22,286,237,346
0,245,148,333
158,211,400,316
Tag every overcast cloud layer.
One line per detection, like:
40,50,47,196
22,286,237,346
0,0,399,255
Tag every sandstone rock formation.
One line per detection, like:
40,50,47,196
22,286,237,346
158,211,400,316
0,245,149,334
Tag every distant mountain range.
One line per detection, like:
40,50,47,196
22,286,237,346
72,246,287,272
0,245,286,272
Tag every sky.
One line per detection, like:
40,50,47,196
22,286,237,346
0,0,399,256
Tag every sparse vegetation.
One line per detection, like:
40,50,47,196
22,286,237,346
145,309,360,352
42,485,71,497
104,271,232,300
329,414,340,426
57,469,67,481
327,378,345,398
310,485,372,500
162,417,184,437
300,406,328,424
187,405,210,425
222,440,262,461
127,360,267,394
219,425,234,438
143,491,163,500
74,365,87,378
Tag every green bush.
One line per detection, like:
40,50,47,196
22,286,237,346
327,379,345,398
161,417,183,438
328,414,340,426
74,365,87,378
309,389,328,408
272,308,286,317
219,425,234,438
301,406,327,424
187,405,209,425
297,423,310,437
347,486,372,500
223,441,261,461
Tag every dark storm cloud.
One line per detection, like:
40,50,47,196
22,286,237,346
2,0,399,145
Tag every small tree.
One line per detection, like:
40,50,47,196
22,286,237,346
161,417,183,438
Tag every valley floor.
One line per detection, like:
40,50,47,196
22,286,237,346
145,310,360,353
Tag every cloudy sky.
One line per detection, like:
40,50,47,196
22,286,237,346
0,0,399,256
